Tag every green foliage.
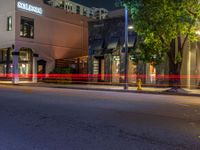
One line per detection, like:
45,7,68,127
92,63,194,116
175,51,182,64
51,67,73,74
125,0,200,65
131,36,167,65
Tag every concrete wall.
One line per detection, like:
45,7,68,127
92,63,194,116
197,42,200,87
181,41,200,88
14,0,88,73
0,0,15,48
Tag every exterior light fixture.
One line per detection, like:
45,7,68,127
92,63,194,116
128,25,134,30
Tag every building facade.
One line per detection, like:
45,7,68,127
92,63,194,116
0,0,88,83
88,9,200,88
88,10,138,84
46,0,108,20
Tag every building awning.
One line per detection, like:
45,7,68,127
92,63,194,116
123,35,137,48
90,39,104,51
107,37,119,50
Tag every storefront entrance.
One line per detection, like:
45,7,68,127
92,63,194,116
37,59,46,74
93,57,105,82
146,63,156,84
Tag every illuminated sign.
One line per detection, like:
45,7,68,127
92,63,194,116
17,1,43,15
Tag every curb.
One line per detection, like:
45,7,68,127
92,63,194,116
1,83,200,97
50,86,200,97
12,83,200,97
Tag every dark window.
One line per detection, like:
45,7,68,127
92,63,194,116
20,17,34,39
83,9,87,16
76,5,80,14
7,16,12,31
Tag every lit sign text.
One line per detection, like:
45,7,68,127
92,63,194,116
17,1,43,15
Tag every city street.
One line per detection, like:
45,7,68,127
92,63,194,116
0,85,200,150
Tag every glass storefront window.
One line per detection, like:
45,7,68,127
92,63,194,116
9,64,13,74
0,49,12,75
93,59,99,74
146,63,156,84
38,65,44,74
19,63,31,75
19,50,31,61
0,49,8,62
113,56,120,74
9,50,13,61
0,48,33,77
18,48,32,75
0,64,6,74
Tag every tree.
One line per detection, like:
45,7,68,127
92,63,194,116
124,0,200,88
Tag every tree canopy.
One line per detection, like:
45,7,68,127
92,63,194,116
124,0,200,65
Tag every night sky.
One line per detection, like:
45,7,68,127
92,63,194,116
71,0,116,10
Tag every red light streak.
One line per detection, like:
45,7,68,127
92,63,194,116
0,74,200,79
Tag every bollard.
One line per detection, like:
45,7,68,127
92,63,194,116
137,79,142,91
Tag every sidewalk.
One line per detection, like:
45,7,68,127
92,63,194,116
14,82,200,97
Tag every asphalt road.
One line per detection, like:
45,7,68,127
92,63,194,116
0,85,200,150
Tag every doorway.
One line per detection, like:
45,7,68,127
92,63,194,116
37,59,46,74
93,58,105,82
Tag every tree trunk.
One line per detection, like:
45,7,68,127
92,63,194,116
168,39,182,89
168,58,182,88
173,63,182,88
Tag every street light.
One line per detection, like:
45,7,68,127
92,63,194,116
115,0,129,90
124,4,129,90
128,25,134,30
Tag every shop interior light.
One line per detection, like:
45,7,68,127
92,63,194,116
22,64,26,68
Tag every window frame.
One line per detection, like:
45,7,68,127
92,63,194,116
7,16,12,31
20,16,34,39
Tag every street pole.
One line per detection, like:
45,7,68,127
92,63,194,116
124,5,129,90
